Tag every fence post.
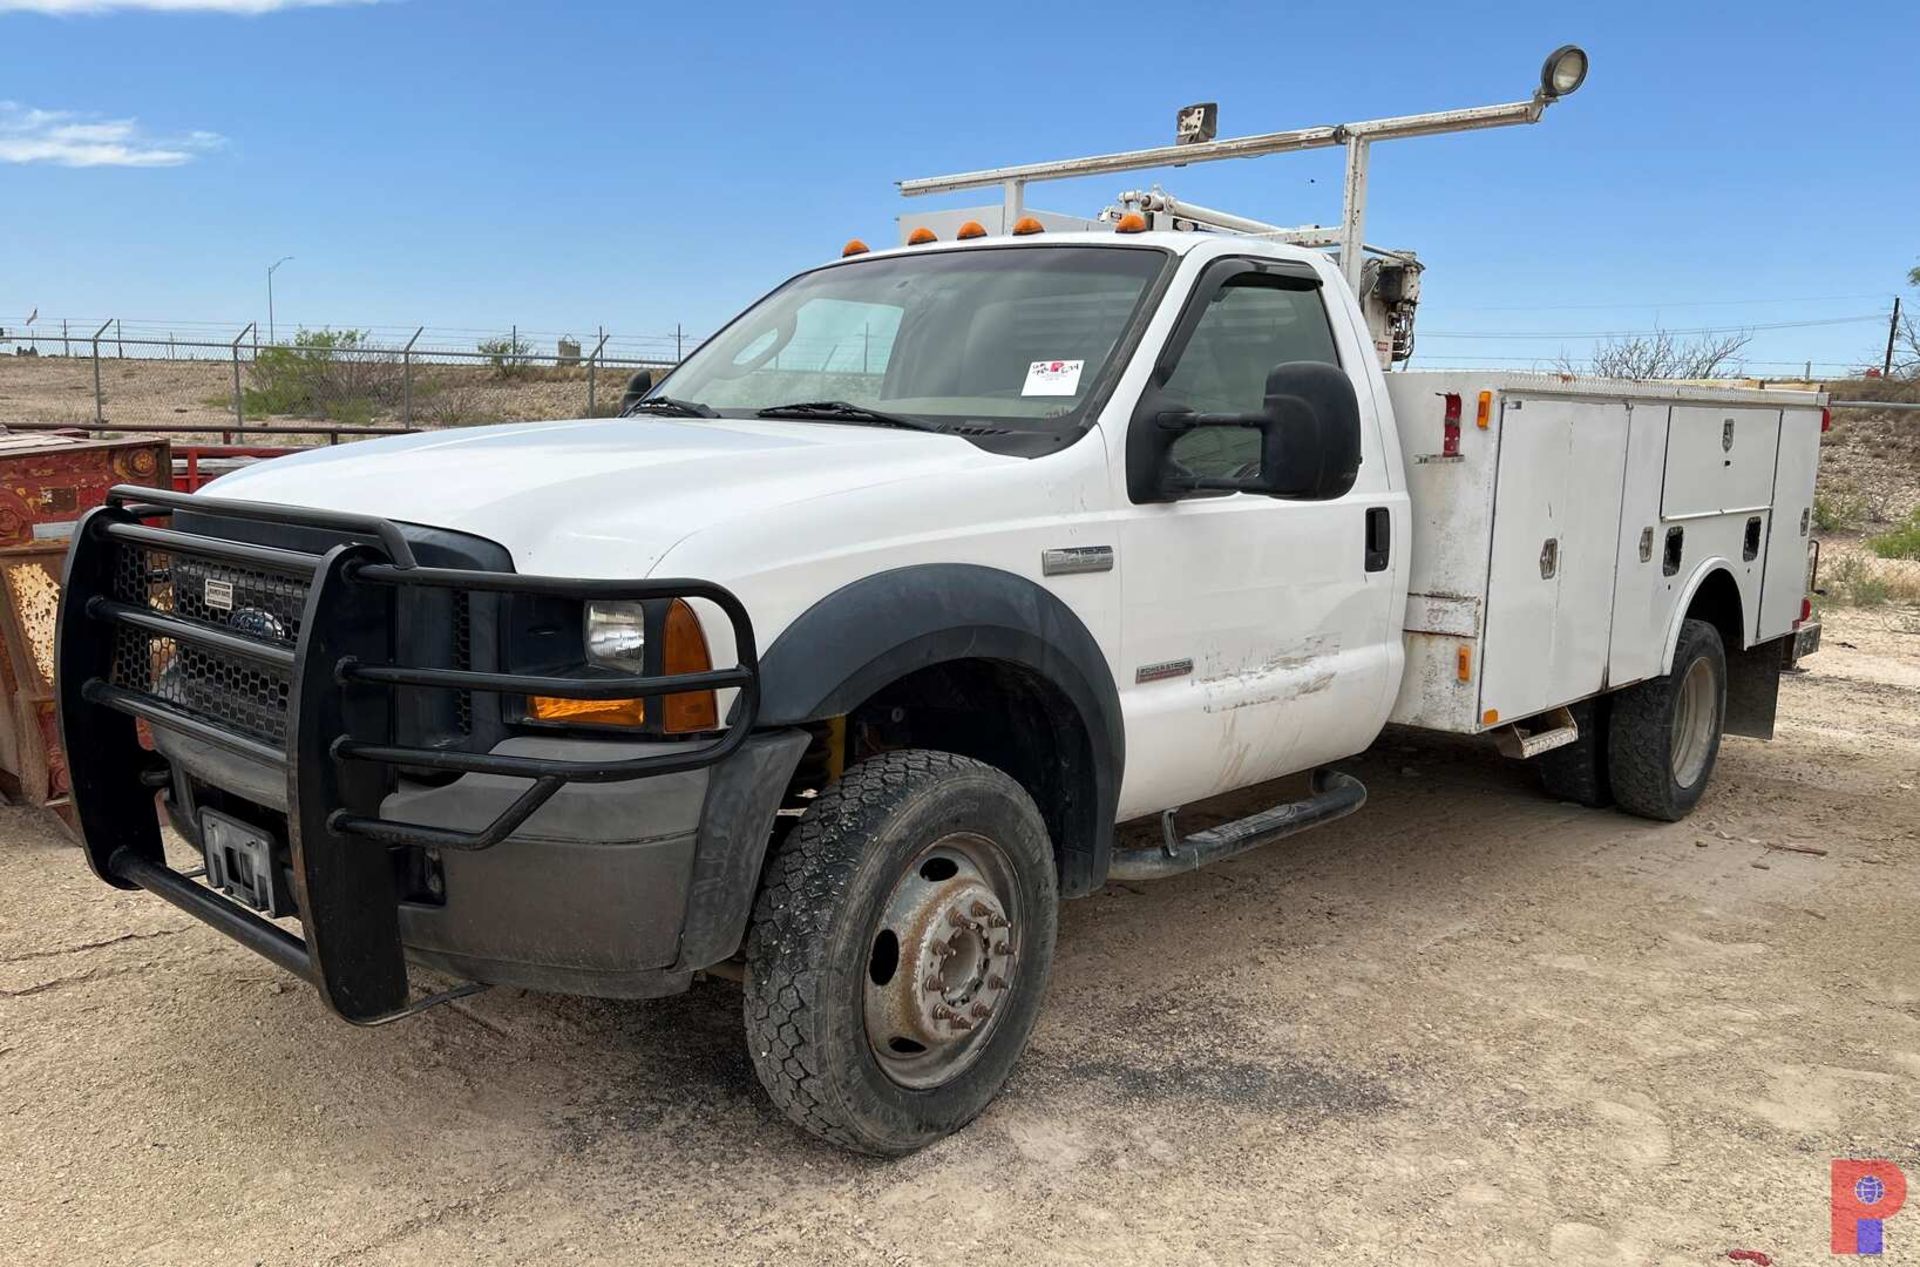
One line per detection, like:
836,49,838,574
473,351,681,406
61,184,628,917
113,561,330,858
402,326,422,430
116,319,124,359
90,319,112,424
230,322,255,439
587,330,609,416
62,319,70,357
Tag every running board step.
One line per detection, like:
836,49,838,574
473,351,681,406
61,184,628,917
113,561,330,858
1107,771,1367,882
1490,705,1580,760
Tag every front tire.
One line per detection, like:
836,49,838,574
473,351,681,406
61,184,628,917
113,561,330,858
1607,618,1727,821
743,750,1058,1155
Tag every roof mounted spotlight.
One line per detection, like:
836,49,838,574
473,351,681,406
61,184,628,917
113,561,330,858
1174,102,1218,146
1537,44,1589,101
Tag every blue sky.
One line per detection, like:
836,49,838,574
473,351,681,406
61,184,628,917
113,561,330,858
2,0,1915,373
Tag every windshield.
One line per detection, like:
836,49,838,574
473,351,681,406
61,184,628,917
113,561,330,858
652,245,1168,435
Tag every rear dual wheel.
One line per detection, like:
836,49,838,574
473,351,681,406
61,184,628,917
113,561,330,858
1536,619,1728,821
743,750,1057,1155
1607,619,1727,821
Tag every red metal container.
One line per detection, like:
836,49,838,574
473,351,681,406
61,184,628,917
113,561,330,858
0,431,170,821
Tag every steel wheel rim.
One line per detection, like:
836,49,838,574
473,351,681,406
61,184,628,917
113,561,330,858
1670,656,1718,787
862,832,1021,1090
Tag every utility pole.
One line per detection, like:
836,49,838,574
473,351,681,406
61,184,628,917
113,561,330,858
267,256,294,343
1886,296,1903,378
675,323,684,361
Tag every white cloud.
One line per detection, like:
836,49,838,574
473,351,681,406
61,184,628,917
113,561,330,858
0,102,225,167
0,0,378,11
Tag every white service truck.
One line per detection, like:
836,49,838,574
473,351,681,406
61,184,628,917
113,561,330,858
56,48,1823,1154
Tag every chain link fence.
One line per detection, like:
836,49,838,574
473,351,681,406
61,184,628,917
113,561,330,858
0,317,698,436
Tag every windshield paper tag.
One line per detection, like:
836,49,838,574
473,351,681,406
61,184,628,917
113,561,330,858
1022,359,1084,397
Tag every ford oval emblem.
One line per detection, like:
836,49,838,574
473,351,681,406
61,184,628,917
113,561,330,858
230,608,288,641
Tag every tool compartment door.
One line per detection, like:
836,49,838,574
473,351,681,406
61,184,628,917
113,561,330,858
1662,405,1782,519
1757,405,1822,641
1479,396,1629,723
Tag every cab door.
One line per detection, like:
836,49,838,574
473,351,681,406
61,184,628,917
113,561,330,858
1114,257,1400,818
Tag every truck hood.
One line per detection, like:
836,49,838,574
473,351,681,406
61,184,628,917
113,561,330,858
203,415,1012,575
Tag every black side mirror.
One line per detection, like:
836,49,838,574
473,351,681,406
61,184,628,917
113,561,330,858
617,370,655,414
1128,361,1362,503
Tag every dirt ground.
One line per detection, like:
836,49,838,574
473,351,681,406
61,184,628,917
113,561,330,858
2,606,1917,1266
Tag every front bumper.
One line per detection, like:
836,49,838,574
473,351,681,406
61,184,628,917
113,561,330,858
155,726,807,1000
57,484,771,1023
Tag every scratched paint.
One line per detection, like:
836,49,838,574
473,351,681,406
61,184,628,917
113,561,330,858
1198,635,1342,715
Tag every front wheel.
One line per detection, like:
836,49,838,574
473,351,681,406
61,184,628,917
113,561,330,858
743,750,1058,1155
1607,618,1727,821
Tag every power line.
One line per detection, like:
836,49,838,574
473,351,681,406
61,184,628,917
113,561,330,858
1434,292,1894,313
1420,314,1885,340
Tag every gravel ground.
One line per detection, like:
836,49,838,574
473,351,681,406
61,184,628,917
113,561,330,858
1,607,1917,1266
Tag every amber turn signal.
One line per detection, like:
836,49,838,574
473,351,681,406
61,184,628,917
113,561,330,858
956,220,988,240
841,239,870,257
661,598,719,733
529,695,647,727
1010,216,1045,236
906,226,939,245
1113,212,1148,234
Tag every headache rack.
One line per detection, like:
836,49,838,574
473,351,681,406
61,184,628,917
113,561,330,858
57,485,759,1024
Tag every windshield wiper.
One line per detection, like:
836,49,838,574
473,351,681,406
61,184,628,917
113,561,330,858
754,401,944,433
622,395,717,418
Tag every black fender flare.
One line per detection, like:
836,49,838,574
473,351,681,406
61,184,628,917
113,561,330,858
755,564,1124,896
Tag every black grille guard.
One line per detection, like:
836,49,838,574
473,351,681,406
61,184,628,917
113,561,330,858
57,484,760,1024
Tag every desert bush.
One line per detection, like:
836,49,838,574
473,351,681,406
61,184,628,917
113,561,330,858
415,378,508,428
477,334,537,381
1868,507,1920,561
246,328,403,422
1813,488,1869,533
1823,552,1890,606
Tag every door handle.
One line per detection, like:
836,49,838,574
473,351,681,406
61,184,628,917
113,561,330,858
1364,507,1391,573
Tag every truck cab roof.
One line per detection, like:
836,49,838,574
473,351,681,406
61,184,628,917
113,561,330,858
845,228,1330,269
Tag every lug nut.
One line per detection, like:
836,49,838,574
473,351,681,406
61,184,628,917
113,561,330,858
969,900,992,918
971,1002,994,1019
987,974,1009,990
987,914,1010,929
931,1003,955,1020
924,976,946,993
947,1015,975,1031
993,941,1012,956
930,941,953,959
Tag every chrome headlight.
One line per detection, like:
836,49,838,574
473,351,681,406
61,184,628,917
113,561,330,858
584,601,646,673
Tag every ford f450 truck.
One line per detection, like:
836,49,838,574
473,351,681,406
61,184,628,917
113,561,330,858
54,53,1824,1153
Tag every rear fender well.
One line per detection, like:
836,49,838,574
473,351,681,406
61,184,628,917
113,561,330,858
1663,559,1746,673
753,564,1123,897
